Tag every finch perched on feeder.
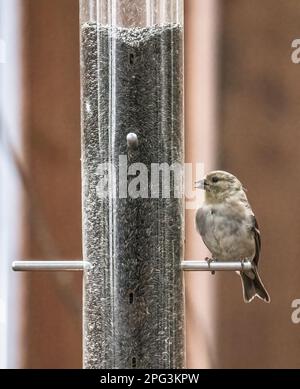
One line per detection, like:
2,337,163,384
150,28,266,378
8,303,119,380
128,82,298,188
195,171,270,303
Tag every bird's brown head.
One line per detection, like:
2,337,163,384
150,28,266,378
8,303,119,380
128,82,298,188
195,171,244,202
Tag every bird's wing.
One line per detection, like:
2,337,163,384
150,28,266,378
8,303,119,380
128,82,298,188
195,207,207,237
251,215,261,267
195,207,215,254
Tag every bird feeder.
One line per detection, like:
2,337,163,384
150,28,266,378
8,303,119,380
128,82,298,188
80,0,185,369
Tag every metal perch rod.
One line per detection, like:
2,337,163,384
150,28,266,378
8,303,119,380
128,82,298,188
181,261,253,272
12,260,253,272
12,261,90,272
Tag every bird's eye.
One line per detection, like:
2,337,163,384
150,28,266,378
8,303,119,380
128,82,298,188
211,176,219,183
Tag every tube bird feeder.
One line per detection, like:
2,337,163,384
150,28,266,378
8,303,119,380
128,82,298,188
80,0,185,369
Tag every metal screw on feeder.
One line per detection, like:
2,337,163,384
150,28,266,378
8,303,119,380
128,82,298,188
127,133,139,149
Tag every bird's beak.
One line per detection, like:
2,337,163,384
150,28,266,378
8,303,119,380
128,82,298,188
194,179,208,190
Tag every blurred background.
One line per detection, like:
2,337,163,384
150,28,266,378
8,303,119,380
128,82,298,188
1,0,300,368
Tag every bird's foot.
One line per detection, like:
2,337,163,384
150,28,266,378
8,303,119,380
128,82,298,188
205,257,216,275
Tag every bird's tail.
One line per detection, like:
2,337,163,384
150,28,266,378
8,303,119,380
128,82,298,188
240,268,270,303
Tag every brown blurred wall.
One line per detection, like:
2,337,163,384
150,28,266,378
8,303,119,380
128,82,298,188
22,0,82,368
217,0,300,368
184,0,218,368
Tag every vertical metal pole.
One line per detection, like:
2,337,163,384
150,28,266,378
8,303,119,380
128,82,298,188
80,0,185,369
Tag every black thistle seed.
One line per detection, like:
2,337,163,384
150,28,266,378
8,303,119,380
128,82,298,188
81,23,184,369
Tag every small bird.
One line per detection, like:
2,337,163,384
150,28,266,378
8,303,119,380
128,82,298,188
195,171,270,303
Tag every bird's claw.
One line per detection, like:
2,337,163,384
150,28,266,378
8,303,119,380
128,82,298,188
240,258,246,273
205,257,216,275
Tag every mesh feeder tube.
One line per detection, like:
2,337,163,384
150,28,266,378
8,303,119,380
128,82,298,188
80,0,185,369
